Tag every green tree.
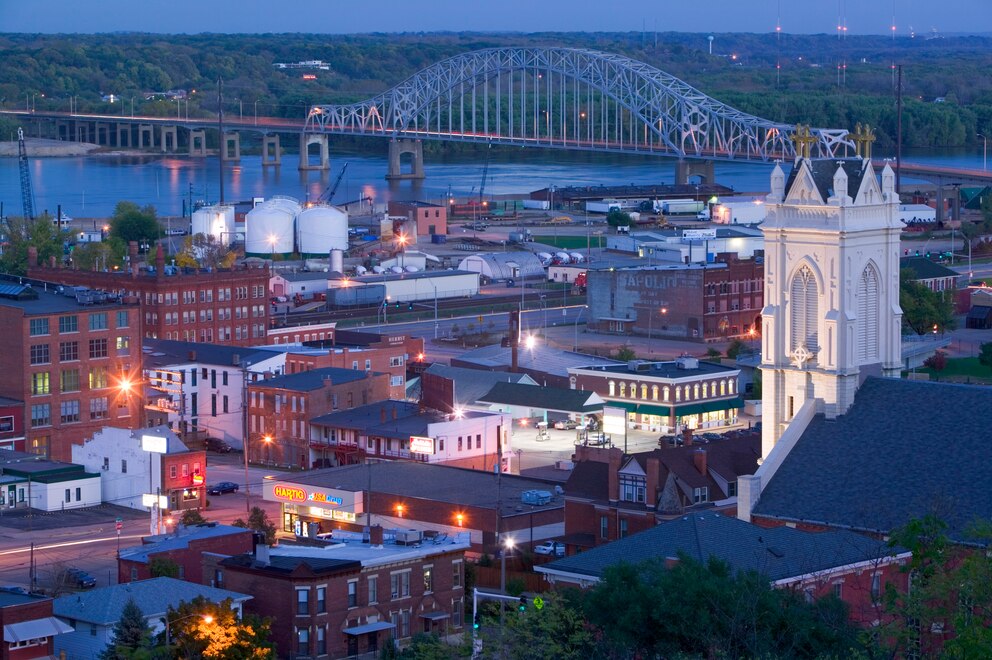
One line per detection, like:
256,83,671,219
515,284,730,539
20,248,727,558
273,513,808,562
110,201,161,244
899,268,956,336
390,632,471,659
725,338,748,359
232,506,277,545
165,597,275,660
0,213,67,276
606,209,632,228
99,598,153,660
979,342,992,369
148,557,180,579
180,508,208,526
750,368,763,399
482,590,595,660
615,346,636,362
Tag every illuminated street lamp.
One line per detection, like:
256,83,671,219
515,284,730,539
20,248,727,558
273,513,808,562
267,234,278,260
165,613,213,647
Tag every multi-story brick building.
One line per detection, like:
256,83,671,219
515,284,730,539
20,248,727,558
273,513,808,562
0,588,73,660
28,244,270,347
586,256,763,341
0,397,26,453
206,529,468,659
387,200,448,237
0,277,142,460
248,367,391,469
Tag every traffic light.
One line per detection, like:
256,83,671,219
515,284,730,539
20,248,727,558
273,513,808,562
408,303,414,311
473,613,481,630
926,251,931,258
904,249,909,256
915,250,920,256
395,301,401,309
518,596,527,612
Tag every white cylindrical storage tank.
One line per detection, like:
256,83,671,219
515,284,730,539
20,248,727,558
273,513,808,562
329,249,344,274
404,265,418,273
191,205,235,244
390,266,404,274
537,252,553,262
246,197,299,256
555,251,571,263
372,265,385,274
297,205,349,256
355,265,367,275
569,252,585,262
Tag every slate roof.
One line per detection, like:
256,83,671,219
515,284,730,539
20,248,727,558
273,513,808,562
900,256,960,281
309,400,500,440
423,364,537,406
143,339,274,369
753,377,992,544
276,462,563,517
252,367,377,392
53,577,251,625
784,157,869,203
540,511,899,583
478,381,603,413
118,523,252,564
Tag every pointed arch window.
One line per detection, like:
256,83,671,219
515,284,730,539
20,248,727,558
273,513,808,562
790,265,819,353
857,264,880,362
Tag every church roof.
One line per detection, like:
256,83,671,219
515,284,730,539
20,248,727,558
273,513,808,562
784,158,869,203
753,377,992,545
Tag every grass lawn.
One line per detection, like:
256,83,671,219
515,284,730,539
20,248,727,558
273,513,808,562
919,357,992,383
531,235,602,250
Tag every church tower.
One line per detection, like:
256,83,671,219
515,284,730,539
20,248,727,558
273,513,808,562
760,135,903,460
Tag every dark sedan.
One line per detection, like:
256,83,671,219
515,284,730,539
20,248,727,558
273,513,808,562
207,481,239,495
65,568,96,589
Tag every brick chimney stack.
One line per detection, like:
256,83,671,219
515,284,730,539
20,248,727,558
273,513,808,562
369,525,384,547
380,407,387,424
606,446,623,502
155,244,165,278
683,428,694,447
129,241,139,278
693,448,707,476
27,247,38,268
48,256,56,269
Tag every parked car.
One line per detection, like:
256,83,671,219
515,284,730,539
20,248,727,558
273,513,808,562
534,541,565,557
65,568,96,589
207,481,239,495
553,419,578,430
205,438,232,453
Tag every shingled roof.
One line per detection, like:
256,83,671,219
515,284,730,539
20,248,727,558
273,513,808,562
753,377,992,544
478,381,604,414
784,158,869,204
538,511,900,584
900,256,960,281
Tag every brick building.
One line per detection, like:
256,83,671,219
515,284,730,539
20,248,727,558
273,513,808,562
29,244,270,347
248,367,391,469
0,588,73,660
0,278,142,461
0,397,26,453
537,511,909,628
562,435,760,550
586,257,763,341
207,531,467,659
118,523,255,584
263,462,563,554
387,200,448,237
569,356,742,433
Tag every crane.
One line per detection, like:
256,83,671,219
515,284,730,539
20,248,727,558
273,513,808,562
17,128,35,221
317,162,349,205
478,141,492,205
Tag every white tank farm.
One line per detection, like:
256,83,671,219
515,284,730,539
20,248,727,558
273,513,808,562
297,205,349,255
246,196,300,256
191,205,235,244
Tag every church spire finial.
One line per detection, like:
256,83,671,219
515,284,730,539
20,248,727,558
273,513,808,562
790,124,817,160
851,123,876,159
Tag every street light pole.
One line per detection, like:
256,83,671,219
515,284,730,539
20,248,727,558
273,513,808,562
979,133,988,170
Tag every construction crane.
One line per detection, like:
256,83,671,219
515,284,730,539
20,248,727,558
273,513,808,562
17,128,35,221
317,162,349,205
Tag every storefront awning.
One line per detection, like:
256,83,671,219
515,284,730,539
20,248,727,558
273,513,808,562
674,396,744,416
636,403,676,417
3,617,73,643
419,611,451,621
604,400,638,413
343,621,395,636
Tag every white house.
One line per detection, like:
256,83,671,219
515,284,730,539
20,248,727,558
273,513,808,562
0,451,101,512
53,578,251,659
142,340,286,448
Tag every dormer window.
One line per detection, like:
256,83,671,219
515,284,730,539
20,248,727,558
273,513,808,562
620,474,646,503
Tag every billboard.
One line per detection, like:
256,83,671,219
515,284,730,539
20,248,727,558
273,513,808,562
602,406,627,436
410,436,435,455
682,229,717,241
141,435,168,454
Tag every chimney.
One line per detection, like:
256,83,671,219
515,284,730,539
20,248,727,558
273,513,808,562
645,456,659,505
49,256,56,269
255,544,270,566
27,246,38,268
607,447,623,502
129,241,139,278
693,448,707,476
683,428,694,447
369,524,384,547
380,407,387,423
188,350,196,361
232,354,240,366
392,407,398,420
509,309,520,373
155,245,165,278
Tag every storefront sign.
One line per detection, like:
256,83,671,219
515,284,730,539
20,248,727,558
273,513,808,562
191,473,204,486
602,406,627,435
409,436,435,455
272,484,344,507
682,229,717,241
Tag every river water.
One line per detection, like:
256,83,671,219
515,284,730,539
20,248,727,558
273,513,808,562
0,145,986,219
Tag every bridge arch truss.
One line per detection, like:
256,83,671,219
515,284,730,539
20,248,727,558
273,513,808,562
307,47,851,162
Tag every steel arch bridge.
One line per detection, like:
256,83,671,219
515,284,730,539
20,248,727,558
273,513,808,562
306,47,852,162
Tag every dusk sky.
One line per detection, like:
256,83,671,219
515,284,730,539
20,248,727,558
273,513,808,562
1,0,988,36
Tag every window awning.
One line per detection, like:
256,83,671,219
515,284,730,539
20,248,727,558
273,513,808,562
343,621,395,636
419,611,451,621
604,400,638,413
3,617,74,643
635,403,675,417
674,396,744,416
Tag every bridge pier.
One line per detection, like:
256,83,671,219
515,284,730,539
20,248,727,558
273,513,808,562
137,124,154,149
77,122,91,144
159,125,178,153
116,123,131,148
385,138,425,180
675,159,715,186
221,132,241,161
262,134,281,167
95,122,110,145
298,132,329,170
188,129,207,157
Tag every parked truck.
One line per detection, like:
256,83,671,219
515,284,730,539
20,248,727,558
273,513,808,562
661,199,706,215
586,199,624,214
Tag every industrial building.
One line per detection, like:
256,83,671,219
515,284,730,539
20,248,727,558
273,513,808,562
606,226,764,261
387,200,448,237
330,270,479,303
456,252,545,282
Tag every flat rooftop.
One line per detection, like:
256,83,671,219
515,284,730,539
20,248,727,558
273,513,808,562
271,530,470,568
572,359,738,378
0,278,138,315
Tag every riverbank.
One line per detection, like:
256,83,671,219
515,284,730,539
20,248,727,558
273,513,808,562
0,138,149,157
